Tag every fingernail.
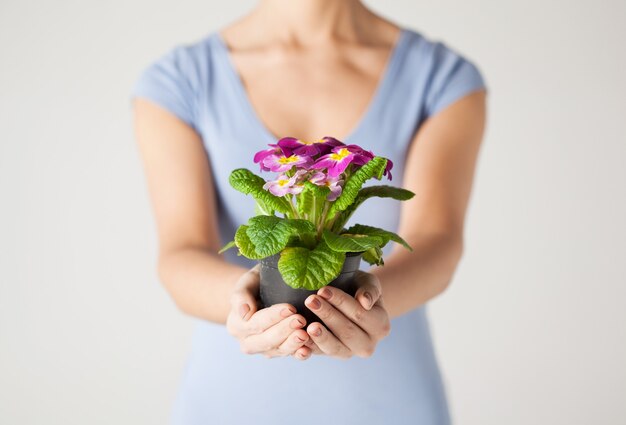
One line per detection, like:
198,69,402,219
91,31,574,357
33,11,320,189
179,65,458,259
239,304,250,319
307,296,321,310
312,327,322,337
296,335,306,342
280,307,294,318
319,287,332,300
363,292,373,309
291,318,305,329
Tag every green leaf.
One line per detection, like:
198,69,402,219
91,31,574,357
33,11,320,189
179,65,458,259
244,216,317,258
362,246,384,266
356,185,415,204
303,181,331,198
327,157,388,217
229,168,292,214
282,218,317,235
322,230,383,253
278,241,346,290
234,225,265,259
245,216,288,258
344,224,412,251
218,240,236,254
254,199,274,216
297,181,330,217
296,186,313,216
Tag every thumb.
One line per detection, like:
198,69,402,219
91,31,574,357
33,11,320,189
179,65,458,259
231,265,261,321
353,270,382,311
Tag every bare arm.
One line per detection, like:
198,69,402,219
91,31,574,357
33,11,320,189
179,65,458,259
132,98,244,324
371,89,488,319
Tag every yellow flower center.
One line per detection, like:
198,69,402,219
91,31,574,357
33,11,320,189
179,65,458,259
277,179,290,186
278,156,299,164
329,148,350,161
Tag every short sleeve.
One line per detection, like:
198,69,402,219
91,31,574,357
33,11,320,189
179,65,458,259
424,42,488,118
130,45,199,131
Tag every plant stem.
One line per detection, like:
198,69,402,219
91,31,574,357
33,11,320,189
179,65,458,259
331,209,353,233
288,195,300,219
326,211,341,233
317,201,330,238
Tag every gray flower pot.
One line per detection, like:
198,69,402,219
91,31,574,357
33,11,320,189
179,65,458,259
258,252,363,326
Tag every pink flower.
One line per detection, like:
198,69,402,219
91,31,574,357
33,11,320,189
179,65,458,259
310,146,356,178
253,143,294,172
263,172,306,196
309,171,344,201
262,153,312,173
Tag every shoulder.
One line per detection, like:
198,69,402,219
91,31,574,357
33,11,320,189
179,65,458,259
133,31,217,91
401,27,488,119
401,28,482,70
130,31,219,131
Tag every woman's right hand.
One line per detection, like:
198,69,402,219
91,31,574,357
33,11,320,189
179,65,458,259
226,265,313,360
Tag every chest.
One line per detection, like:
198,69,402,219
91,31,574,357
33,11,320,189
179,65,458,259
225,44,394,142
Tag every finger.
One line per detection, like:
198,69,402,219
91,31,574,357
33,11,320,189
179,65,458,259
318,286,388,338
242,313,306,354
293,346,312,360
303,339,323,356
352,271,383,311
318,285,368,323
305,294,369,349
306,322,352,359
276,328,309,356
230,265,262,320
243,303,298,335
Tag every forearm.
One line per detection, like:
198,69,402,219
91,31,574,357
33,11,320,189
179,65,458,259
370,232,463,319
157,247,247,324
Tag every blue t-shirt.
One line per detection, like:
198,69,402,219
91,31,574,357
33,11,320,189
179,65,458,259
130,27,487,425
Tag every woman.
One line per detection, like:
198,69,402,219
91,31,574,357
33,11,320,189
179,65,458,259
131,0,487,423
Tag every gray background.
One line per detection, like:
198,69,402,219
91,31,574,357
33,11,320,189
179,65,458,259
1,0,625,423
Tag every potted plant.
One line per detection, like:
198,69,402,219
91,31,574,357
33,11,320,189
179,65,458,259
219,136,414,325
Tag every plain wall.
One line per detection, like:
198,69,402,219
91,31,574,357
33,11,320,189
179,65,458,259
1,0,625,423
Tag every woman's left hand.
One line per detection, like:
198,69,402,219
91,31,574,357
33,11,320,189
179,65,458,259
297,270,391,359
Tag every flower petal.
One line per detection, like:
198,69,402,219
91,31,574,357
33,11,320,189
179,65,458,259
327,155,354,177
309,171,327,185
327,184,343,201
277,137,301,154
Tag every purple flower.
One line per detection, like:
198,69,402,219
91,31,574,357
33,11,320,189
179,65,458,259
278,136,345,157
253,144,280,172
309,171,343,201
262,172,306,196
253,143,295,172
262,153,312,173
344,144,374,166
310,146,356,178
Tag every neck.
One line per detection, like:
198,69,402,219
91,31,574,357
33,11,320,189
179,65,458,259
253,0,371,45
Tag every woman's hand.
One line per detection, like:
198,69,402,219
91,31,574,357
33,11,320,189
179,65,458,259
298,270,391,359
226,265,314,360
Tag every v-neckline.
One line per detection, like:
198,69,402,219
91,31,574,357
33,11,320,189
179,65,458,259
213,28,409,144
